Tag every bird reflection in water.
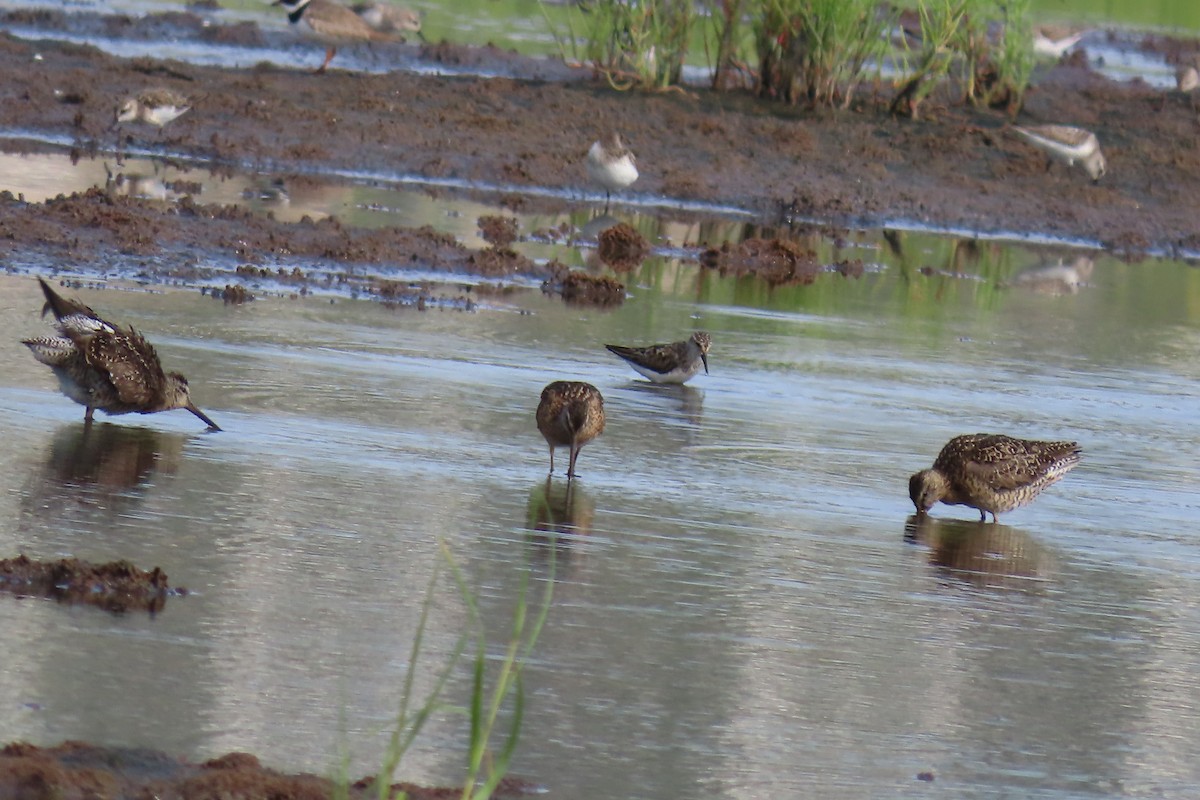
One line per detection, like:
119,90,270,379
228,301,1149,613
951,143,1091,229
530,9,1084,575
903,513,1053,589
28,423,185,511
623,382,704,430
525,478,596,580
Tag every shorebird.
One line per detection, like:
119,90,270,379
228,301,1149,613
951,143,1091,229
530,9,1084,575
351,1,422,36
605,332,711,384
536,381,605,479
909,434,1081,522
587,132,638,211
1032,27,1087,59
113,88,191,128
1177,65,1199,93
274,0,391,73
22,278,221,430
1013,124,1107,182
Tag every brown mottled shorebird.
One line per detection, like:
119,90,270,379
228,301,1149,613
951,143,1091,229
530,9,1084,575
1013,124,1107,182
909,434,1081,522
605,332,711,384
274,0,392,73
22,278,221,430
536,381,605,479
113,88,191,128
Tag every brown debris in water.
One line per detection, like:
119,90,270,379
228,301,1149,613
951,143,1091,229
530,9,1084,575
478,214,519,249
0,555,183,614
0,741,540,800
207,284,255,304
699,237,823,285
541,261,625,307
596,222,650,271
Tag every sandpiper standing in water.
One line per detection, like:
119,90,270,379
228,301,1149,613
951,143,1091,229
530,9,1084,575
1013,124,1107,182
274,0,391,73
536,381,605,480
605,332,711,385
909,434,1081,522
22,278,221,430
113,88,192,129
587,132,638,212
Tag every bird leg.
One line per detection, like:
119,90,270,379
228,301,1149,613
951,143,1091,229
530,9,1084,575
547,445,555,475
85,407,95,423
567,442,580,480
315,47,337,74
603,190,611,215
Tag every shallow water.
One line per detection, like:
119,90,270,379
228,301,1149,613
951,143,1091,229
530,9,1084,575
2,172,1200,797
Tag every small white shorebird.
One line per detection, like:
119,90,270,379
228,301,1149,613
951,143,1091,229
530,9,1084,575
113,89,191,128
1032,27,1087,59
1013,124,1106,182
351,2,422,36
586,132,638,211
605,332,711,385
1177,65,1199,93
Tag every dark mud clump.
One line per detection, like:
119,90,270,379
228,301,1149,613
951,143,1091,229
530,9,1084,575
596,222,650,271
541,261,625,307
0,555,183,614
700,237,826,286
205,284,255,304
372,278,478,311
0,742,539,800
478,215,520,249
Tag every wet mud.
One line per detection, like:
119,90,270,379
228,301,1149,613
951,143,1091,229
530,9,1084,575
0,554,183,613
0,19,1197,257
0,742,537,800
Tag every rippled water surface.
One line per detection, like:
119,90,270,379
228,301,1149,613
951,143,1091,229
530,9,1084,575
2,0,1200,792
2,200,1200,796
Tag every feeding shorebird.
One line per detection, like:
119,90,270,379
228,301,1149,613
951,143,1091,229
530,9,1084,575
605,332,711,385
113,88,191,129
22,278,221,430
536,381,605,480
274,0,392,73
909,434,1081,522
1032,27,1087,59
1013,124,1107,182
350,2,422,36
587,132,638,211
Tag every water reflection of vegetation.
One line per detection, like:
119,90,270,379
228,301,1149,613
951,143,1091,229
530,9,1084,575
904,513,1053,589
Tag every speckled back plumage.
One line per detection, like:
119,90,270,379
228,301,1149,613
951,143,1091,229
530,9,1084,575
910,433,1081,521
536,381,605,478
22,278,220,429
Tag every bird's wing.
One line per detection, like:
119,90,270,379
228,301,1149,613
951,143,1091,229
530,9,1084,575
84,329,168,406
605,342,682,374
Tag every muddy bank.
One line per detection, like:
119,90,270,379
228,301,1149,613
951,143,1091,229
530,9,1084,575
0,741,536,800
0,23,1197,255
0,189,544,283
